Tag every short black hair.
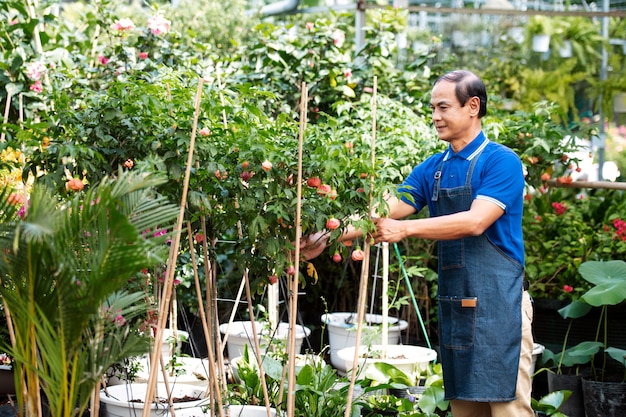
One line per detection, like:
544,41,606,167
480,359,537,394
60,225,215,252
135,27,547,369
434,70,488,118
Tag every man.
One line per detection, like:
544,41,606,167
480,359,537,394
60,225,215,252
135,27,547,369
301,70,534,417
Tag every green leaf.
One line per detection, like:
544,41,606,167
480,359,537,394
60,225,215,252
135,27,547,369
579,261,626,306
558,300,592,319
605,347,626,368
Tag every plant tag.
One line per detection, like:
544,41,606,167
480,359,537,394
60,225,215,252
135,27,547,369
461,298,477,308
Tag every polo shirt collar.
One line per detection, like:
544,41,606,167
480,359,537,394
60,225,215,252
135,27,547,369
443,131,488,162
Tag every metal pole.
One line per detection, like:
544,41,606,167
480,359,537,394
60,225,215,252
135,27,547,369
355,0,366,54
597,0,609,180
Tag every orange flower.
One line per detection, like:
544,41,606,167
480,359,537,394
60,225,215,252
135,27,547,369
66,178,85,192
7,193,25,205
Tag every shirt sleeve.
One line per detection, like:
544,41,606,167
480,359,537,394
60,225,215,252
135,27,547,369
475,147,525,212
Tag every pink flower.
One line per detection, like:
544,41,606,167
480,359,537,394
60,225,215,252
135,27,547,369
332,29,345,47
98,55,109,65
114,315,126,326
10,19,18,25
199,127,211,137
343,68,352,78
305,22,314,30
29,80,42,93
563,285,573,293
139,51,149,59
147,15,170,35
111,18,135,32
154,228,167,237
26,61,46,81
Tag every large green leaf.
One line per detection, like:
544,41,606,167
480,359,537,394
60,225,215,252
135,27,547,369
579,260,626,306
558,299,592,319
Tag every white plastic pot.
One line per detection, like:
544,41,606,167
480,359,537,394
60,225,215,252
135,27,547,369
337,344,437,377
321,312,408,373
99,383,208,417
219,321,310,359
529,342,546,377
174,405,277,417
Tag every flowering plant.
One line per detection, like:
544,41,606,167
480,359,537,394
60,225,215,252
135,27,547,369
523,187,626,300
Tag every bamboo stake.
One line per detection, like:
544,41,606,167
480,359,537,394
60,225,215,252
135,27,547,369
286,82,308,417
382,242,389,357
1,91,12,143
186,221,225,417
142,78,204,417
344,76,378,417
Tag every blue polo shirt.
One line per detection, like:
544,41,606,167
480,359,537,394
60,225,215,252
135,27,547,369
398,132,525,265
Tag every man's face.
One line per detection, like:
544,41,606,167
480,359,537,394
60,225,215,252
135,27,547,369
429,80,474,143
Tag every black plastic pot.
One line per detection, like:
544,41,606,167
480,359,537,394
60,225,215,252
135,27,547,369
582,377,626,417
546,369,589,417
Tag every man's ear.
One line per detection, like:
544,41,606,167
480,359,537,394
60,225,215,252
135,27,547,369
468,96,480,117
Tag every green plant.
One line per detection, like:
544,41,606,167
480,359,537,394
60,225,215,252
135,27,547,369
360,362,450,417
523,188,626,300
0,170,179,417
531,389,572,417
227,344,358,417
539,260,626,383
576,260,626,382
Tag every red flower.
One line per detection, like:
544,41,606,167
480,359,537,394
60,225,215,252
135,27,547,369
551,202,566,215
563,285,573,293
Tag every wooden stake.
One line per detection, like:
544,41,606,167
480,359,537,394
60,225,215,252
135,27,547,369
1,91,12,143
186,221,225,416
344,76,378,417
286,82,308,417
142,78,204,417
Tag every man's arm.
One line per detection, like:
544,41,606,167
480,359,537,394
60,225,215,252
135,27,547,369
299,196,416,260
372,198,504,244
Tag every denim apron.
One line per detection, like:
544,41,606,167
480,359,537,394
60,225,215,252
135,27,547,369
432,147,523,402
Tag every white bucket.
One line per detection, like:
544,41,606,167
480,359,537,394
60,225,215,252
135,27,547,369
219,321,310,359
99,383,208,417
336,344,437,377
321,312,408,373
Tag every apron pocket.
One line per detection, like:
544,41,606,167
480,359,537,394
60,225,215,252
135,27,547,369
438,296,477,350
439,239,464,270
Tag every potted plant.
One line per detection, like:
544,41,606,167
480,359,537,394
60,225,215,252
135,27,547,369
226,343,356,417
572,260,626,416
0,171,179,417
531,390,573,417
360,361,450,416
0,352,15,397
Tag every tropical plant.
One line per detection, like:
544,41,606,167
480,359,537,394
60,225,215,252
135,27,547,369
227,344,360,417
360,361,450,417
0,170,179,417
575,260,626,382
531,389,573,417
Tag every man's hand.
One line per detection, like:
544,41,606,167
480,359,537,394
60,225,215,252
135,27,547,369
299,231,329,260
371,218,407,244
